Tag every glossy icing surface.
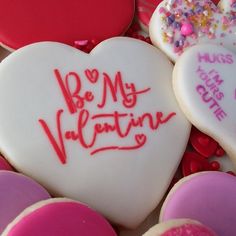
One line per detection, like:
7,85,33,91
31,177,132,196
173,44,236,167
0,171,50,234
161,172,236,235
2,199,117,236
0,38,190,228
150,0,236,62
0,0,135,50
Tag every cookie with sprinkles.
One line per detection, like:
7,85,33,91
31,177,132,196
219,0,236,13
150,0,236,62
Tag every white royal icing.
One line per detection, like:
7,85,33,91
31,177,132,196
219,0,236,13
0,37,190,228
173,43,236,168
150,0,236,62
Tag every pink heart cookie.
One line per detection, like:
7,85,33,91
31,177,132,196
0,38,190,228
160,171,236,235
2,198,117,236
0,0,135,50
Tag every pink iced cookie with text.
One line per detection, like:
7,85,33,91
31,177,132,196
136,0,163,32
0,37,190,228
0,171,50,234
0,0,135,50
160,172,236,235
150,0,236,62
173,44,236,167
143,219,217,236
2,198,117,236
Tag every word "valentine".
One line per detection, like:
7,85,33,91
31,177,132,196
38,68,176,164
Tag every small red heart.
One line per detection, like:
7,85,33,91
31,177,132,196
190,127,218,158
135,134,147,145
197,137,210,146
85,69,99,84
181,152,211,177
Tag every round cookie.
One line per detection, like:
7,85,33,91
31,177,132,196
0,0,135,50
143,219,217,236
2,198,117,236
0,171,50,234
136,0,162,32
149,0,236,62
0,37,190,228
160,171,236,235
173,44,236,167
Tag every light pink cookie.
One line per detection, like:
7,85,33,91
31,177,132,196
2,198,117,236
0,171,50,234
160,171,236,235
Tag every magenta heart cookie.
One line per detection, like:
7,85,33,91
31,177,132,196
0,0,135,50
160,171,236,235
0,38,190,228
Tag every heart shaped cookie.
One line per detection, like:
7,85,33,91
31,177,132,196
0,37,190,228
173,43,236,167
150,0,236,62
219,0,236,13
0,0,134,50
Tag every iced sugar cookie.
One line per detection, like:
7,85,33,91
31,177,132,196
173,44,236,167
219,0,236,13
0,0,135,51
143,219,217,236
160,171,236,235
150,0,236,62
136,0,163,32
0,37,190,228
0,171,50,234
2,198,117,236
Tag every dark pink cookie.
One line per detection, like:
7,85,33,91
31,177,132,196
2,198,117,236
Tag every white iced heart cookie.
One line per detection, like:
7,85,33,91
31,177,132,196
150,0,236,62
219,0,236,13
0,38,190,228
173,43,236,167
